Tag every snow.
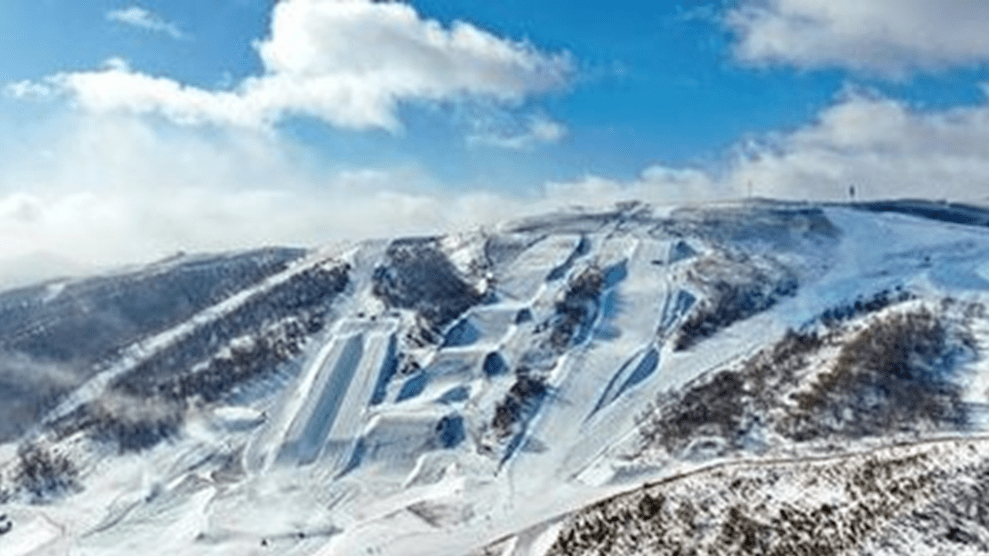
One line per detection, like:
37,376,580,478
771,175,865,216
5,200,989,555
0,509,62,556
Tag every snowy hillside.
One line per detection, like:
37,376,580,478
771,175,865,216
3,200,989,555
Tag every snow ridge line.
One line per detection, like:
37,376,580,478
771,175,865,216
40,248,355,430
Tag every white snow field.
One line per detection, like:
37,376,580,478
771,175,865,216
3,200,989,555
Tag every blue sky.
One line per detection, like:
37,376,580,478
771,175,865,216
0,0,847,184
3,0,989,279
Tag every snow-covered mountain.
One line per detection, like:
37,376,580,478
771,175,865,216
3,199,989,555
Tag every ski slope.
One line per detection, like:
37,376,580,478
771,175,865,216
3,200,989,555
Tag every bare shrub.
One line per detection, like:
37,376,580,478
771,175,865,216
14,443,79,502
786,309,971,440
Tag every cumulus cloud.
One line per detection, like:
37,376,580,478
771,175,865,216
35,0,571,131
467,114,567,150
548,89,989,204
728,0,989,75
107,6,185,40
731,90,989,200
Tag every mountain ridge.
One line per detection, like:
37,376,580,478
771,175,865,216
2,199,989,555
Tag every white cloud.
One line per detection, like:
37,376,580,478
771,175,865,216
0,114,550,287
107,6,185,40
4,80,56,100
544,167,725,207
5,88,989,290
11,24,989,292
728,0,989,75
38,0,571,131
547,89,989,204
467,114,567,150
731,90,989,200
